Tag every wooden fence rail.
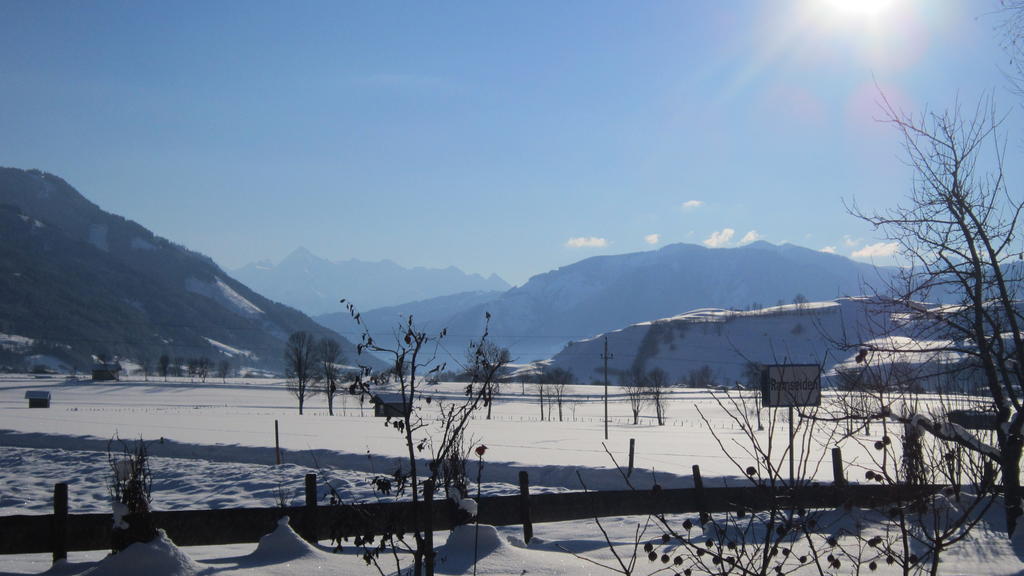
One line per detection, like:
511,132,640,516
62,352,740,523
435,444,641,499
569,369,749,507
0,459,953,561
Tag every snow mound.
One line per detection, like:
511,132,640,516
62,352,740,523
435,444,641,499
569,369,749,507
436,524,584,575
250,516,323,562
444,524,506,557
83,530,200,576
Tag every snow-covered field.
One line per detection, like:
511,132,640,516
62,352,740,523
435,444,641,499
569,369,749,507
1,374,1022,575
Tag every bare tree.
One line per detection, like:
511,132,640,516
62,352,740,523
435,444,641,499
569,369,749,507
466,339,510,419
621,367,649,425
339,306,501,576
792,292,808,309
543,367,575,422
847,94,1024,534
317,337,343,416
107,437,155,553
646,368,671,426
158,354,170,381
684,364,716,389
534,378,547,421
196,356,210,382
284,331,319,415
216,359,231,382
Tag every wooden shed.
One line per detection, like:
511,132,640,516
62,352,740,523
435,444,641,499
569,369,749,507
91,362,122,381
24,390,51,408
372,394,411,418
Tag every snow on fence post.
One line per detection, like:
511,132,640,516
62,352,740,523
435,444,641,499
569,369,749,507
52,483,68,564
302,473,317,543
518,471,533,544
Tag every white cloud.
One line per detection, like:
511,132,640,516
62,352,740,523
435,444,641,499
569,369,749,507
566,236,608,248
843,235,861,247
852,242,899,259
702,228,735,248
644,233,660,245
820,246,837,254
681,200,704,211
739,230,760,244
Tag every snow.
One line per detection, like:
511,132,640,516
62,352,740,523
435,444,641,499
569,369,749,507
550,296,988,392
81,530,201,576
248,517,326,563
184,277,264,318
1,373,1023,575
203,338,257,360
88,224,109,252
18,214,45,228
111,502,130,531
130,237,157,251
0,332,34,351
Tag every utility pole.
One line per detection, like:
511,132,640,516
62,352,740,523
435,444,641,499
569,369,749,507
602,336,612,440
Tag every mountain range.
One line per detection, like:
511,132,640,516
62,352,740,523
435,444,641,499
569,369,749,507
0,168,375,374
232,248,510,316
320,241,893,366
0,166,907,379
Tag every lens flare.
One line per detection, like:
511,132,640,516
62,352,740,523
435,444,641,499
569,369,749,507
823,0,896,17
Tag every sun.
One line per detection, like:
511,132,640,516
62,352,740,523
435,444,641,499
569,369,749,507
822,0,896,17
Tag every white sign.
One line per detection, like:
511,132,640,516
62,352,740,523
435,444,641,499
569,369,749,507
761,364,821,407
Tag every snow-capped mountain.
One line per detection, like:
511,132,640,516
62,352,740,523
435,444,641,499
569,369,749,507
431,241,892,364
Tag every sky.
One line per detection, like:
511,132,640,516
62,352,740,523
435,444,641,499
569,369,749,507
0,0,1019,286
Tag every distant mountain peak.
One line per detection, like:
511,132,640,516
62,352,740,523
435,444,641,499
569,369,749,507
283,246,322,263
234,248,511,315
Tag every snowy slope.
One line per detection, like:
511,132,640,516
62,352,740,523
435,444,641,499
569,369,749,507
546,297,970,388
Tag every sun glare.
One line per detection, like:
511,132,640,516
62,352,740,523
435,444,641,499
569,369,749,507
823,0,896,17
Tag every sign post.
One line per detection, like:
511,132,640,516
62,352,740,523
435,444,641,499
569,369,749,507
761,364,821,486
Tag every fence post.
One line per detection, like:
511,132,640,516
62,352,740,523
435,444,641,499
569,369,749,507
274,420,281,465
423,479,435,576
831,447,845,486
52,483,68,564
692,465,708,524
627,439,636,477
303,473,317,543
519,471,533,544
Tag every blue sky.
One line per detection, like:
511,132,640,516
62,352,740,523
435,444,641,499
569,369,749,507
1,1,1018,285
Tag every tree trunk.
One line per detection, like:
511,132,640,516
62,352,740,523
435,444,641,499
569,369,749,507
1003,438,1023,535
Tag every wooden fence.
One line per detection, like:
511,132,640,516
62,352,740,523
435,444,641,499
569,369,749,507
0,452,952,564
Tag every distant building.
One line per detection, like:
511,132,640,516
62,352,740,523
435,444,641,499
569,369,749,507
24,390,51,408
92,362,122,381
371,393,411,418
